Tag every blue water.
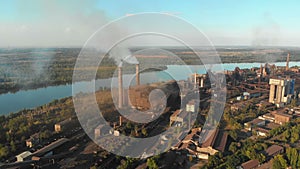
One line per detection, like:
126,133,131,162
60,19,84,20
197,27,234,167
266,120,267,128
0,62,299,115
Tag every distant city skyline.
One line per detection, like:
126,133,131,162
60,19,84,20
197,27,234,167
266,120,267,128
1,0,300,47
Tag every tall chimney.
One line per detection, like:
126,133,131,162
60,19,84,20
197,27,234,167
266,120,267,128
119,116,122,126
118,66,123,108
136,64,140,86
286,52,290,71
194,73,197,88
200,78,204,88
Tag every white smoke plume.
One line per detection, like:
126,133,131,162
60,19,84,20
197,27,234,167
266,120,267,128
109,45,139,67
252,13,282,47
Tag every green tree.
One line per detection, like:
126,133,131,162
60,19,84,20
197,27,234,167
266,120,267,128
273,155,288,169
258,153,266,163
225,154,241,168
126,122,132,129
245,149,257,160
228,130,238,141
142,128,148,136
291,129,299,143
0,144,8,159
117,158,135,169
207,152,222,168
229,142,238,153
147,158,159,169
297,154,300,168
272,158,282,169
287,147,299,168
40,130,52,139
291,149,298,168
290,99,297,107
10,140,16,153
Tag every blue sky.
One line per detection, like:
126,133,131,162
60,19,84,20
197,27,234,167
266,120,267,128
0,0,300,46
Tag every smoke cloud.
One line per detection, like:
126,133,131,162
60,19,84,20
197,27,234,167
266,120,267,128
109,45,139,67
252,13,282,46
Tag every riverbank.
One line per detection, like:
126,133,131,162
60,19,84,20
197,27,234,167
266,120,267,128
1,62,300,115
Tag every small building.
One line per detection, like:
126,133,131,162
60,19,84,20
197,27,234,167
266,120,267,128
197,129,228,156
274,113,292,125
213,131,228,153
186,100,199,112
197,153,209,160
237,96,243,101
258,113,275,123
31,138,69,158
16,151,32,162
290,67,300,73
256,101,273,110
182,128,201,146
293,106,300,114
243,91,261,100
244,119,265,131
26,133,40,148
109,130,120,136
189,73,206,88
170,109,188,126
54,118,78,132
265,122,280,130
94,124,110,139
265,145,284,157
249,91,262,98
256,127,269,137
231,102,248,111
173,128,228,160
239,159,259,169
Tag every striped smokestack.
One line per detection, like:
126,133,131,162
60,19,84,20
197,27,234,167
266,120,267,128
118,66,123,108
136,64,140,86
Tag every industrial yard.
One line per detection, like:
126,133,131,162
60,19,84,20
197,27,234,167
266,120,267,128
0,49,300,168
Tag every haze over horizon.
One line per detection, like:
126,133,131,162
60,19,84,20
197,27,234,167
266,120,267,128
1,0,300,47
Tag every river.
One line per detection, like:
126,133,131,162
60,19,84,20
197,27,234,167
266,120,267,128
0,61,299,115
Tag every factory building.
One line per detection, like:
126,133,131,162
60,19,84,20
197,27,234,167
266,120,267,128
274,112,292,125
116,81,180,110
31,138,69,159
269,77,295,107
189,73,206,88
15,151,32,162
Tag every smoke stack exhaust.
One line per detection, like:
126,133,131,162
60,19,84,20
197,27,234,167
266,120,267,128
286,52,290,71
118,66,123,108
136,64,140,86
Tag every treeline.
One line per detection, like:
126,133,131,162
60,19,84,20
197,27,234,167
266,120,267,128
203,139,268,169
272,147,300,169
0,48,171,95
0,97,75,161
